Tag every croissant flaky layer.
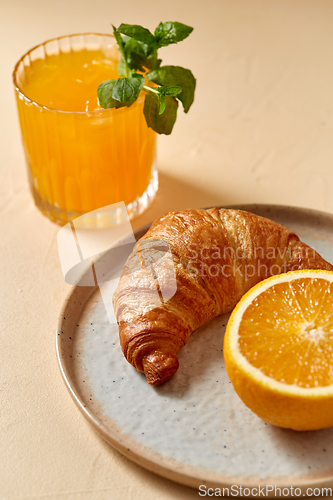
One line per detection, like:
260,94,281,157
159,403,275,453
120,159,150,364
112,208,333,385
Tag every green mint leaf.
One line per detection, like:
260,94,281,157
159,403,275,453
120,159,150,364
118,29,158,72
144,93,178,134
112,25,124,50
124,38,150,72
112,75,145,103
126,52,146,72
112,25,126,62
112,78,135,102
147,65,196,113
154,22,193,48
117,56,127,77
112,25,130,77
118,24,156,46
98,79,131,108
147,55,162,70
126,38,150,56
157,94,166,115
158,85,182,96
131,73,145,85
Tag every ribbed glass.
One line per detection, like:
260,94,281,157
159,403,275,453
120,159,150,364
13,33,158,227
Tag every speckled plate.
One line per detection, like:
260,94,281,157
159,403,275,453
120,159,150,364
56,204,333,493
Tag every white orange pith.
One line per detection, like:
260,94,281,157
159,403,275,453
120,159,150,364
224,270,333,431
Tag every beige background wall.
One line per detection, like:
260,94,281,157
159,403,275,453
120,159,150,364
2,0,333,498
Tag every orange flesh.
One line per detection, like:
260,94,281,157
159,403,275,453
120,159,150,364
238,278,333,388
17,49,156,213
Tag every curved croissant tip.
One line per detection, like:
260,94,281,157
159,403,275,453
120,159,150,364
143,351,179,386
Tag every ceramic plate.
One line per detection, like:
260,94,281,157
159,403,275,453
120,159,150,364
56,204,333,492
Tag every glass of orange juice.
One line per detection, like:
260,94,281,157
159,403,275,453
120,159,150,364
13,33,157,227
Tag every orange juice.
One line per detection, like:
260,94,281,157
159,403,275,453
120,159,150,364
13,34,157,225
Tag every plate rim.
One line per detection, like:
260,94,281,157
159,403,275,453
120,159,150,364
56,203,333,491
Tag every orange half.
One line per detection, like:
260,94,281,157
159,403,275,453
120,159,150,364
224,270,333,431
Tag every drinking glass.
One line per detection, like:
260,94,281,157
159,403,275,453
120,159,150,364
13,33,158,227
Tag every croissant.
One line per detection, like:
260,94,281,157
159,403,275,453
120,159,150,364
112,208,333,385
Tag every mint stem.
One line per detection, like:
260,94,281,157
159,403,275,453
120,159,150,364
143,85,159,95
112,25,130,77
151,48,158,70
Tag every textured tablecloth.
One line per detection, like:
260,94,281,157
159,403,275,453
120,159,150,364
2,0,333,498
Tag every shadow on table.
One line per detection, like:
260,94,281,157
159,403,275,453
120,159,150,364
131,170,234,231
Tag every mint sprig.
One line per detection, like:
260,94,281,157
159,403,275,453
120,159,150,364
97,21,196,135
